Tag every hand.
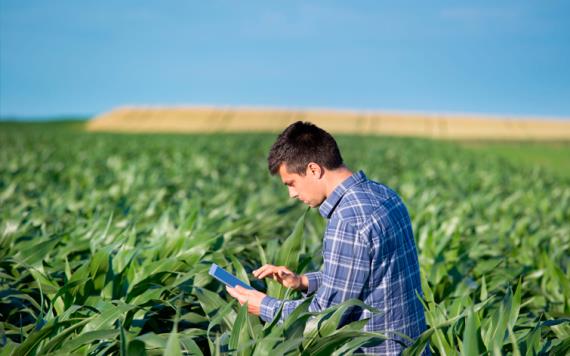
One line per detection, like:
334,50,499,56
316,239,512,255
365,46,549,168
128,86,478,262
225,285,267,316
253,264,308,291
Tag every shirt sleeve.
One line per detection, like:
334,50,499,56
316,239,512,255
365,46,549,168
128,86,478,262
303,271,322,295
259,220,370,323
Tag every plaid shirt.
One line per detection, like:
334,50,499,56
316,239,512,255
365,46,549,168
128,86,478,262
260,171,427,355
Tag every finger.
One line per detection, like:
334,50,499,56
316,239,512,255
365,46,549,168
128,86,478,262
257,270,277,279
278,266,293,275
253,264,270,276
256,264,273,272
253,265,275,278
234,285,247,293
226,286,245,304
226,286,238,298
257,267,280,279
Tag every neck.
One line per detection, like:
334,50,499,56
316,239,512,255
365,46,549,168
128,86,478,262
324,166,354,197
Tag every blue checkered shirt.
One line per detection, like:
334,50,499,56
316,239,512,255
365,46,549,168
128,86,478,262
260,171,427,355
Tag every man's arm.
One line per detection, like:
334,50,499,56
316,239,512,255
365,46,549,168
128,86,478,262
225,267,323,321
259,220,370,323
252,265,323,293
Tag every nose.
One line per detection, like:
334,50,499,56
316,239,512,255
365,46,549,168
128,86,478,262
288,186,298,199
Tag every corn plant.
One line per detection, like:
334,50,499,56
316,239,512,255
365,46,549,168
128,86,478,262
0,122,568,355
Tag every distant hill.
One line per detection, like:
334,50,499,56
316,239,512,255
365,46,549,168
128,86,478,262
87,106,570,140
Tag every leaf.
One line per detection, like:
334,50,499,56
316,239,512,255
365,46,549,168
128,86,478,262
255,238,268,266
331,335,386,355
229,303,251,354
268,210,307,299
206,299,236,337
508,278,522,328
165,307,182,356
461,308,480,355
58,329,119,353
303,299,380,350
179,335,204,355
13,317,61,356
165,330,182,356
303,331,388,356
14,237,59,267
317,299,379,338
282,297,314,339
83,301,136,332
37,317,93,354
194,287,236,329
230,255,250,287
271,337,305,355
480,275,488,301
127,340,147,356
120,321,128,356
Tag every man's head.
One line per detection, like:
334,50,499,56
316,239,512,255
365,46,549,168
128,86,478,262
267,121,344,207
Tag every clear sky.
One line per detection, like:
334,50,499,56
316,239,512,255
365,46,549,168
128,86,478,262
1,1,569,119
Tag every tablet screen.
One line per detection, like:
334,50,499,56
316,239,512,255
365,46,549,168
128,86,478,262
209,263,254,290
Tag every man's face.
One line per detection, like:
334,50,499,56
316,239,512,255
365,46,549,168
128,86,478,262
278,163,326,208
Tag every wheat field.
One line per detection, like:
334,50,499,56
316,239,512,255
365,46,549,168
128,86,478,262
87,106,570,140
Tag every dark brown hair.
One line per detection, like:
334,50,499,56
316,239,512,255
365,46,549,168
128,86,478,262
267,121,343,175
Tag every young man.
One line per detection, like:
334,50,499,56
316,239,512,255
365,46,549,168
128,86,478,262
226,121,427,355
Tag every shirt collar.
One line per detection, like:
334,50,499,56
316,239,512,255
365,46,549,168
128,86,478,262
318,170,367,218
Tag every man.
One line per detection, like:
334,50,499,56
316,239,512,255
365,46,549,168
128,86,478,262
226,121,427,355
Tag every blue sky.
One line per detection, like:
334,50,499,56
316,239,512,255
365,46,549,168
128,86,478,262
1,1,569,119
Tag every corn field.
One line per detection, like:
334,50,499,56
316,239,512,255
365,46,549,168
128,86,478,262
0,123,569,355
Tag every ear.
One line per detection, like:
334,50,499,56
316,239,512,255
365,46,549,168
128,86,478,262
306,162,323,179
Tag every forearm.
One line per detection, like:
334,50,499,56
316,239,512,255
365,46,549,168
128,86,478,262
259,271,322,323
259,296,306,323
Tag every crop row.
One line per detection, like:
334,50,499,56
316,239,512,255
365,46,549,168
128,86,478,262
0,124,569,354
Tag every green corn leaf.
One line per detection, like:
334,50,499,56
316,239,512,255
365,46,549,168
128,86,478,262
461,308,480,356
267,210,308,300
127,339,147,355
303,331,387,356
165,330,182,356
83,301,136,332
317,299,379,338
36,317,92,354
230,254,250,287
508,278,522,329
13,317,61,356
271,337,305,355
331,334,387,356
178,335,204,355
282,297,314,339
57,329,119,353
194,287,236,329
229,303,251,354
120,321,128,356
206,299,236,337
252,336,285,356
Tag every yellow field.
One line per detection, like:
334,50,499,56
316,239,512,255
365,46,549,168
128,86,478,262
87,106,570,140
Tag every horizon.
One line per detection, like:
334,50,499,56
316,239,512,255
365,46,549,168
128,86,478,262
3,104,570,123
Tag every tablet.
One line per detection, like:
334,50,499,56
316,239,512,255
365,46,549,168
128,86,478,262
209,263,254,290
